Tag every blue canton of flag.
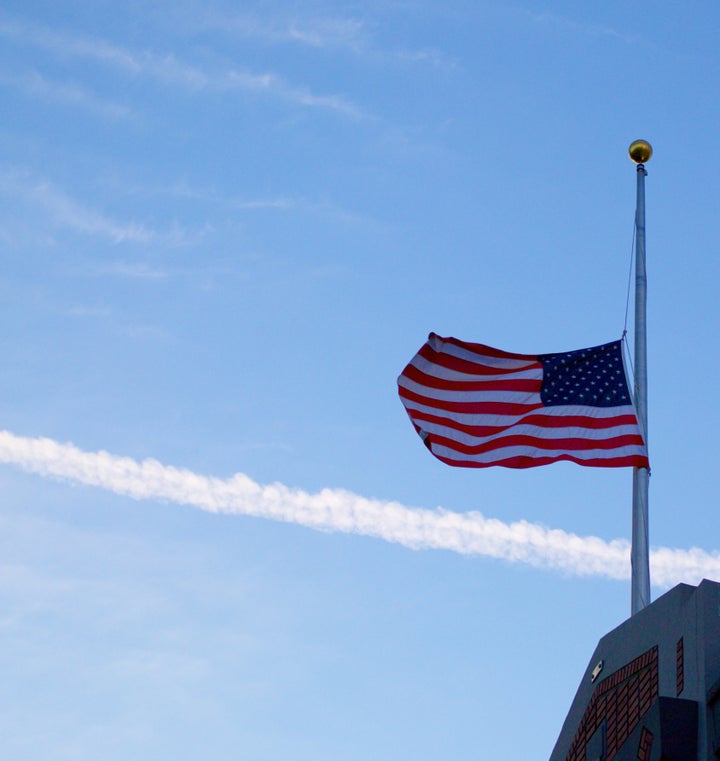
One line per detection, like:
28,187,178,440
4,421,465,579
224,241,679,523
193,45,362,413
540,343,631,408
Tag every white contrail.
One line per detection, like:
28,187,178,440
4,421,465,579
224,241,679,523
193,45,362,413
0,430,717,588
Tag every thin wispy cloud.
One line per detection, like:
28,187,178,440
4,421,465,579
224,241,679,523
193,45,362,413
0,172,153,244
67,305,113,318
0,170,202,247
206,11,458,72
0,430,717,589
96,261,168,280
213,12,367,52
0,15,363,117
226,193,375,228
224,69,363,117
0,16,144,72
227,193,367,225
128,181,294,209
232,198,297,210
522,9,639,44
0,69,131,120
395,47,456,70
129,181,374,227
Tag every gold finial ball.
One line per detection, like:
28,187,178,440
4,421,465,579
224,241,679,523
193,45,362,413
628,139,653,164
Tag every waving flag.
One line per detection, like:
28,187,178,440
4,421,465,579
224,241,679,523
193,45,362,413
398,334,648,469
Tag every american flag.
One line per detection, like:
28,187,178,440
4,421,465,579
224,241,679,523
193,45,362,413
397,333,649,469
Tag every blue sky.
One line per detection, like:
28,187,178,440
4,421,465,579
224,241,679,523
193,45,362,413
1,2,719,759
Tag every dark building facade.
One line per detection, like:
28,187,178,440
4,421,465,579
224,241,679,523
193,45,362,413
550,580,720,761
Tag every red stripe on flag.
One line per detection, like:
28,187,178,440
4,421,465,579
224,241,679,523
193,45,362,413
417,344,541,376
432,451,649,469
427,431,647,456
406,409,643,437
401,363,542,393
398,386,543,416
430,333,535,362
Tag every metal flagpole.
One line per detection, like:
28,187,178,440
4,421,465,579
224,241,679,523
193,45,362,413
628,139,652,616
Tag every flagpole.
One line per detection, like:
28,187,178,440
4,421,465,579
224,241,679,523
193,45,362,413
629,139,652,616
